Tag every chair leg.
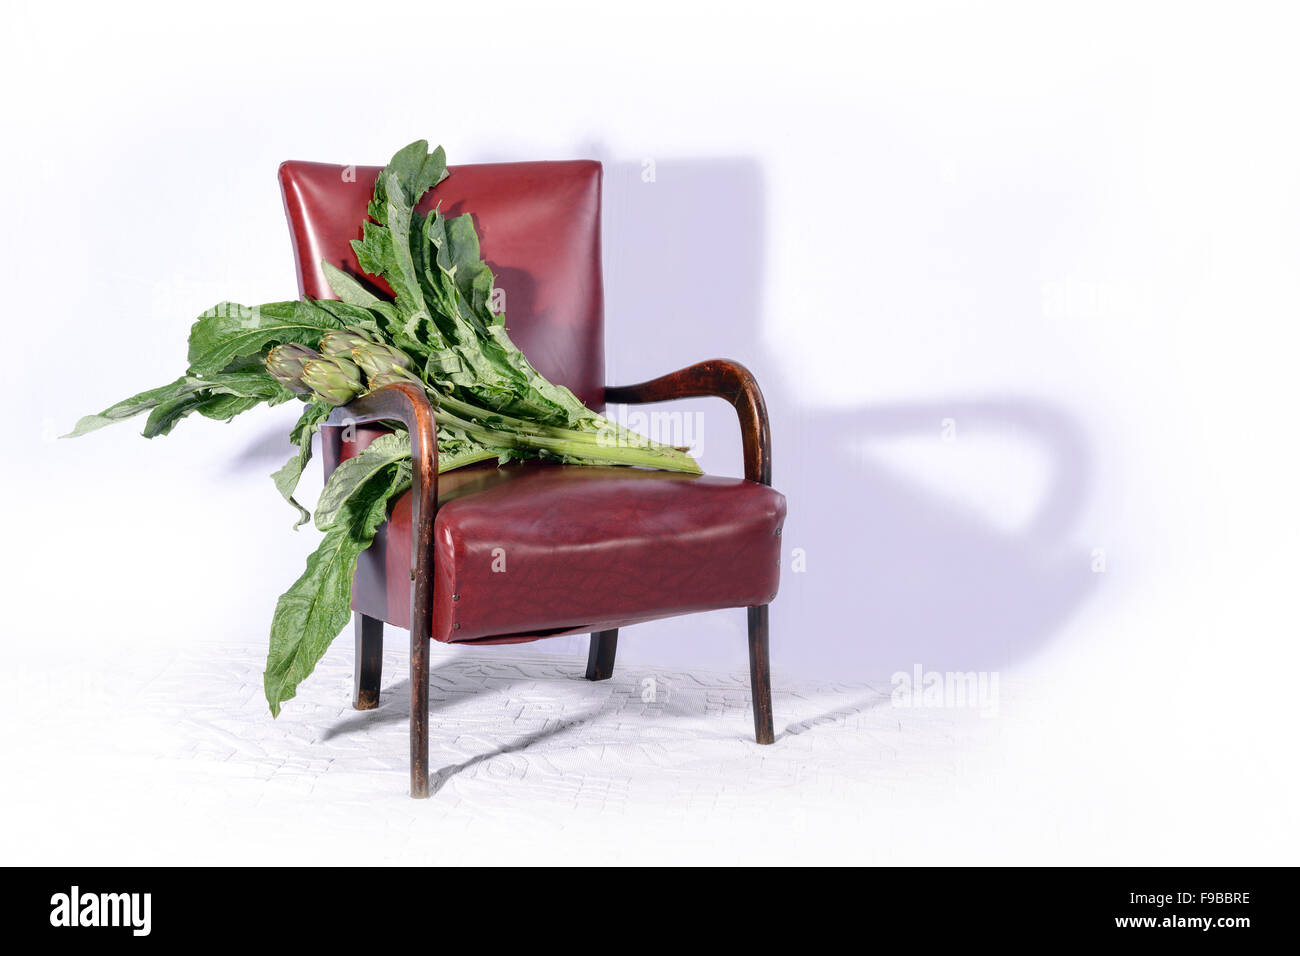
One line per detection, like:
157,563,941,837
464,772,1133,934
353,613,384,710
410,626,430,798
586,629,619,681
747,605,775,744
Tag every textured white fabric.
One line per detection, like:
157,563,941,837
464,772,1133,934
2,631,1005,865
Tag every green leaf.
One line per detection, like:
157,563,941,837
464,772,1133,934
415,206,589,426
191,369,296,422
379,139,448,208
348,143,454,363
186,300,342,376
321,261,384,309
318,264,408,344
67,366,295,439
142,390,211,437
443,212,498,327
193,393,266,421
312,432,411,531
63,376,195,437
195,368,295,400
312,298,386,340
263,455,410,716
352,220,394,277
271,401,332,528
380,171,431,321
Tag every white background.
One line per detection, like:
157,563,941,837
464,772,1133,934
1,1,1297,864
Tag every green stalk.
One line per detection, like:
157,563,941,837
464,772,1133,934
433,386,684,453
432,406,701,473
436,446,503,472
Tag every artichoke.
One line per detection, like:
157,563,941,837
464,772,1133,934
350,340,414,381
300,356,364,405
366,366,422,390
264,343,321,395
319,329,374,358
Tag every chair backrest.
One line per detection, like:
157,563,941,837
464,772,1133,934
278,158,606,409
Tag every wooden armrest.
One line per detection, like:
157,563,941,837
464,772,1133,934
330,381,438,611
605,359,772,485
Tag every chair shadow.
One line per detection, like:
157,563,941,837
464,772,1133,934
597,152,1103,679
425,705,602,796
323,657,779,790
776,394,1099,675
318,659,560,741
780,692,895,738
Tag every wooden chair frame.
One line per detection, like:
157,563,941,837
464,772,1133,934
333,359,774,797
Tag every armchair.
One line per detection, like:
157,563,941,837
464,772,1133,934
280,158,787,797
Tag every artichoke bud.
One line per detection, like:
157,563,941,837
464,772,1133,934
264,343,320,395
301,356,364,405
366,366,422,390
351,341,413,381
319,329,374,357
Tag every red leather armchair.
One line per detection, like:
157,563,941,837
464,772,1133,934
279,158,787,797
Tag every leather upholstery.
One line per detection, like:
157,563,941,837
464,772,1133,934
321,425,786,643
279,159,606,410
284,156,786,644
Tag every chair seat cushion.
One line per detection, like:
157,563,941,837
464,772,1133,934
331,429,786,643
